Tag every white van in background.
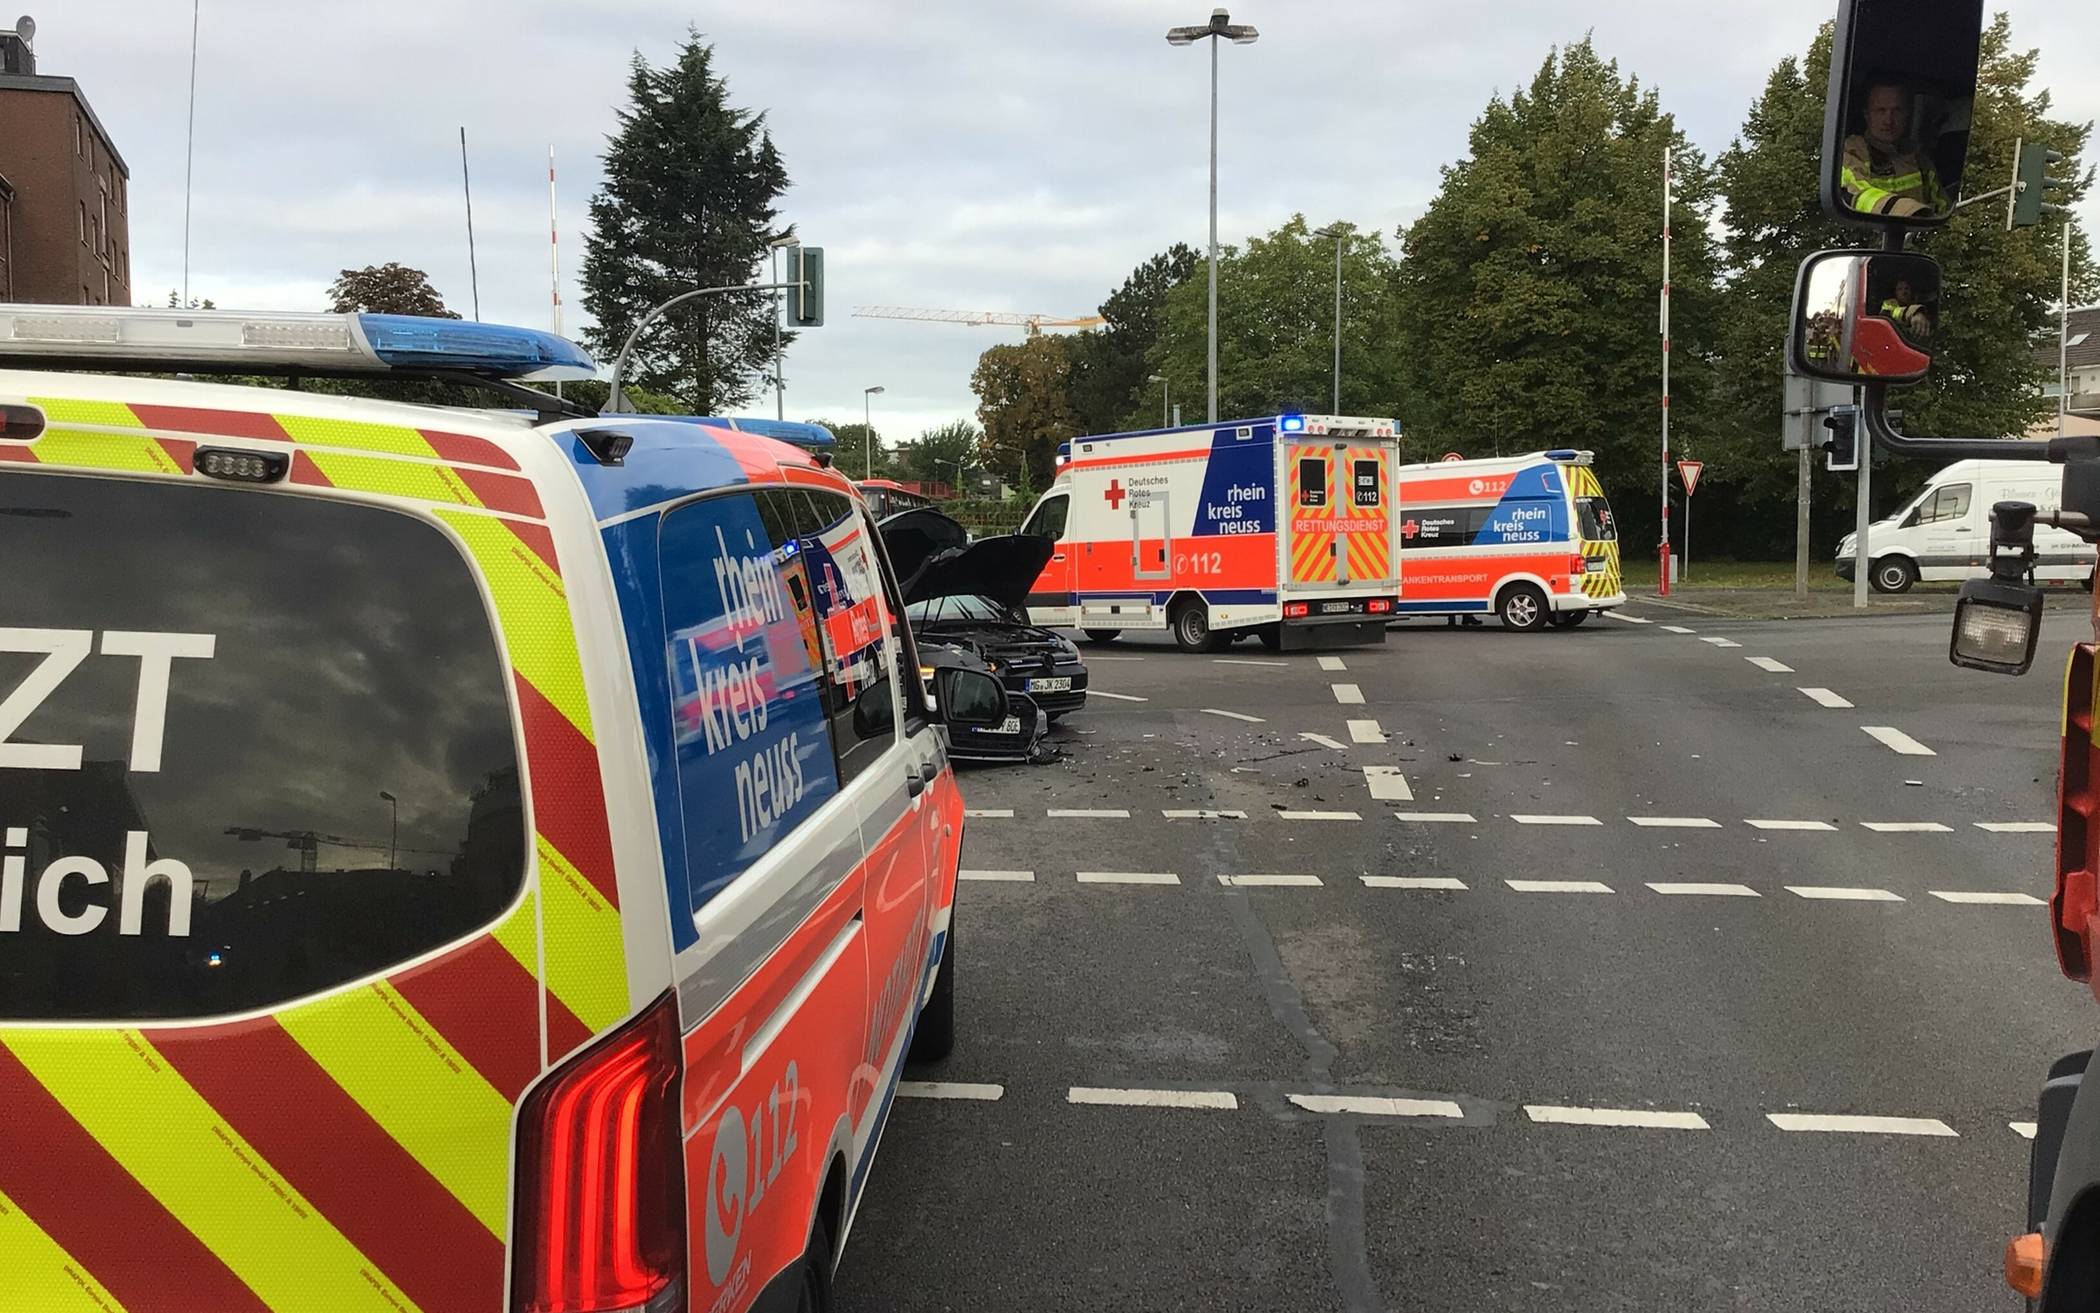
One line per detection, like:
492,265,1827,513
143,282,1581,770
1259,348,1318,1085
1837,458,2095,593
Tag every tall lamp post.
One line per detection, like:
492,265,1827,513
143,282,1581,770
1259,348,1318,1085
862,385,885,479
768,232,799,420
378,790,398,870
1148,373,1170,428
1166,8,1259,426
1312,224,1346,414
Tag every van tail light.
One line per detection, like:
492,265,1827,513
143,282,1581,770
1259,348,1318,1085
1569,554,1589,575
512,991,686,1313
1283,602,1310,619
1367,598,1394,615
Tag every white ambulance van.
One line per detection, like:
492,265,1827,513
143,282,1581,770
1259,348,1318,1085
1836,457,2096,592
1018,414,1401,651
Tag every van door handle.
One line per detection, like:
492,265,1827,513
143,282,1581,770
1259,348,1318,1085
905,769,926,798
1052,553,1067,562
1955,527,1973,532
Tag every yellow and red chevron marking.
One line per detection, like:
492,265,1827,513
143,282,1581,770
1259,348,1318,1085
0,402,630,1311
1564,464,1622,598
1288,444,1340,584
24,395,523,469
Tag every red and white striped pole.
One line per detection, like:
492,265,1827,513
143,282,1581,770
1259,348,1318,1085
548,146,562,338
1658,144,1672,597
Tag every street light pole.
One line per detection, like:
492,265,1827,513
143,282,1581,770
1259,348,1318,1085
378,790,398,870
1313,224,1346,413
1167,9,1259,427
862,385,884,480
1148,373,1169,428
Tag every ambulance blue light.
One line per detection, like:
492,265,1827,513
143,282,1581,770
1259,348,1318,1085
688,416,837,448
357,315,597,381
1545,448,1578,460
1280,415,1306,432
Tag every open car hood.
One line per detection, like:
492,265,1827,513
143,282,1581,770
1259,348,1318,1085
878,508,1054,611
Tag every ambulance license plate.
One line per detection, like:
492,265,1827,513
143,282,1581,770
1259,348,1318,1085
1320,601,1359,615
1027,677,1072,693
997,715,1023,734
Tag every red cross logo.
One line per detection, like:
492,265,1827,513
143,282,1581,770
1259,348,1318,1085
1401,519,1420,540
1104,478,1128,510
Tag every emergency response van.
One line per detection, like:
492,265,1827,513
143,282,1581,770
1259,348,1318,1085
1019,414,1401,651
1394,450,1625,629
0,306,1004,1313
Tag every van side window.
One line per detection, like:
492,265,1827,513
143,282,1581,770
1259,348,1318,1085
1920,483,1973,524
659,493,842,912
1352,458,1381,507
797,489,901,784
1022,493,1069,540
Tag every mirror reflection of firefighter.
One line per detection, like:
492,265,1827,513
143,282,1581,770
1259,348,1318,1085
1880,278,1936,344
1842,80,1948,218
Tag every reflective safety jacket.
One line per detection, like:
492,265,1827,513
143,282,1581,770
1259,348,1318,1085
1842,134,1947,218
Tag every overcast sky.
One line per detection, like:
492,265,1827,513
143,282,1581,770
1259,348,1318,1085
48,1,2099,442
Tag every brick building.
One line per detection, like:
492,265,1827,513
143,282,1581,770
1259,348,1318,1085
0,23,132,306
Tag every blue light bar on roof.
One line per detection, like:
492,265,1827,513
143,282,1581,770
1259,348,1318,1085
691,416,838,449
1280,414,1306,432
0,304,599,382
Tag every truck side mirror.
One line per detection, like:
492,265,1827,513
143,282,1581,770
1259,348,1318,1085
1822,0,1985,228
1789,250,1942,385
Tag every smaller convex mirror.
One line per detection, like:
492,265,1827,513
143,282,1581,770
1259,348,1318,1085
1822,0,1985,227
1790,250,1942,385
935,668,1007,728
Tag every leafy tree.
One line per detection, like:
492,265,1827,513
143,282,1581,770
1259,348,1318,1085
898,418,982,488
581,32,791,413
1149,216,1407,429
559,380,687,415
807,420,891,480
1393,38,1722,546
326,263,459,317
971,335,1078,490
1065,243,1199,433
164,290,216,310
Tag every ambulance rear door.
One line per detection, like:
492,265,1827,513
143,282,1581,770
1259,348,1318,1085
1282,430,1395,595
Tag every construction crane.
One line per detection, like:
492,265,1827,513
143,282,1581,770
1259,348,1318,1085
224,826,448,873
852,306,1107,337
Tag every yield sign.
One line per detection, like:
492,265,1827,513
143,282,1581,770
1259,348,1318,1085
1677,459,1704,497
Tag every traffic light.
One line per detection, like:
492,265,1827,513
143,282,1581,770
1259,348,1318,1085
787,245,824,328
2010,140,2072,228
1823,405,1859,472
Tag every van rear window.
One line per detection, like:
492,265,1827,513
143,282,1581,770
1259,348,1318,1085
0,471,524,1022
1576,496,1617,541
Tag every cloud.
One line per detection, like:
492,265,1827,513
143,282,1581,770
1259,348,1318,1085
41,0,2100,437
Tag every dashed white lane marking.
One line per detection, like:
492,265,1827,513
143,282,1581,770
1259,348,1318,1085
1977,822,2056,833
1786,885,1903,901
1090,691,1149,704
1396,812,1478,823
1088,655,1148,661
1862,821,1953,833
1605,612,1652,624
1526,1105,1710,1130
1511,814,1604,826
1049,808,1131,818
1067,1087,1238,1111
960,869,1034,882
1629,816,1721,829
1346,719,1387,744
1163,808,1248,820
1506,879,1614,894
2012,1122,2040,1139
965,808,1013,819
1747,819,1838,832
1766,1113,1957,1137
1647,882,1761,897
897,1081,1005,1101
1661,625,1697,634
1202,707,1266,723
1362,876,1469,890
1278,809,1362,821
1363,766,1413,802
1214,658,1289,668
1318,656,1348,671
1799,687,1854,708
1300,732,1350,751
1217,873,1324,888
1700,636,1743,648
1332,683,1366,705
1291,1093,1463,1119
1746,656,1795,673
1075,870,1179,885
1862,725,1936,756
1930,890,2045,905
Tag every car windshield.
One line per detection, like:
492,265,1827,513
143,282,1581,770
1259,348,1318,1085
907,594,1012,625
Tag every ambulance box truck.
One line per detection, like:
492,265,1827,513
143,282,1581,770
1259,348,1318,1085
1018,414,1401,651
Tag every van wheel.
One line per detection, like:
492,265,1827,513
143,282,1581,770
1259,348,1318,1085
1871,557,1918,594
791,1216,836,1313
1256,625,1281,651
1497,584,1549,632
1171,601,1222,653
908,920,955,1063
1550,610,1589,628
1084,629,1121,644
2084,570,2094,594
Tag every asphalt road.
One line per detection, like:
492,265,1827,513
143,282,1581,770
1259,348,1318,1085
833,603,2098,1312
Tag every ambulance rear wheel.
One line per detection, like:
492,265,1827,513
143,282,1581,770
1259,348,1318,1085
791,1216,836,1313
1256,625,1282,651
1497,584,1549,632
1084,629,1122,644
1171,601,1222,653
909,916,955,1063
1551,610,1589,628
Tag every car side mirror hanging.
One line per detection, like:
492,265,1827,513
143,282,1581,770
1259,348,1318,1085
933,668,1009,729
1821,0,1985,229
